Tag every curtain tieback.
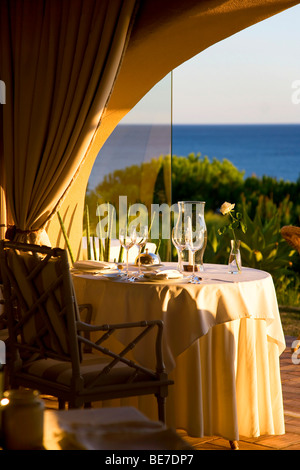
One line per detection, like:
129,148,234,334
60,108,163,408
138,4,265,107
5,225,43,241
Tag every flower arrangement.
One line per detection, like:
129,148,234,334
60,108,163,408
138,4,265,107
218,202,247,240
218,202,247,273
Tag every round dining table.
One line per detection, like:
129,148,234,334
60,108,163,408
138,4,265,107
72,262,286,443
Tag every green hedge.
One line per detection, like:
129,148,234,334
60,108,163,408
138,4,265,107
171,153,300,226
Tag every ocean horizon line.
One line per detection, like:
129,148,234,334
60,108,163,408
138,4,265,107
118,122,300,126
89,121,300,187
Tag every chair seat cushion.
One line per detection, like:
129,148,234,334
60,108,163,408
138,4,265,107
21,354,156,388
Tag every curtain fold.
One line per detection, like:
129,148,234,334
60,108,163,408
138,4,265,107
0,0,138,243
0,110,6,240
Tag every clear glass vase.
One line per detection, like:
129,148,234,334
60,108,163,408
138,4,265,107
228,239,242,274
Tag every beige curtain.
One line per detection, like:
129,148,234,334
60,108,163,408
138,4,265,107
0,0,137,243
0,112,7,240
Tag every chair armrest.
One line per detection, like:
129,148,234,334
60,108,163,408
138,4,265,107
78,304,93,324
78,304,93,352
77,319,163,332
76,319,166,375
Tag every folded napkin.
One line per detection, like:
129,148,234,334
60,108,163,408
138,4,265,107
73,260,116,271
53,419,191,450
56,423,187,450
45,407,191,450
143,269,183,280
47,410,165,450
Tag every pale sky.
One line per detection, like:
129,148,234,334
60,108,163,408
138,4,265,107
124,4,300,125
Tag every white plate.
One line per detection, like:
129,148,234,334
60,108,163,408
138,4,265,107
141,271,183,282
100,272,125,279
73,260,116,271
139,276,184,283
117,264,163,273
142,264,164,270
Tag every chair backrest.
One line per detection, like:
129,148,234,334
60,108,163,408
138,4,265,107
0,241,81,365
281,226,300,254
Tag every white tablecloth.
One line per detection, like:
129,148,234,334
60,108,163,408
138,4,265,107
72,263,285,441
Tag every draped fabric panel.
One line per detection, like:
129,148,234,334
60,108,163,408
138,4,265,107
0,0,137,243
0,111,5,240
1,0,299,250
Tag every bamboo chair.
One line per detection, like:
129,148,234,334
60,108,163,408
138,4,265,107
0,284,7,334
0,279,9,359
0,240,172,421
281,226,300,254
280,226,300,354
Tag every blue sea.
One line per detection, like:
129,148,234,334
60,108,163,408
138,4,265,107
172,124,300,183
88,124,300,190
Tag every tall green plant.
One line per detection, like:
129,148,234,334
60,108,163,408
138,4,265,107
97,210,105,261
238,205,296,279
104,204,115,262
205,203,297,284
85,204,92,259
57,211,75,264
202,203,300,307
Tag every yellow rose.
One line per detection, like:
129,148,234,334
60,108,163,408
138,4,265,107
220,202,235,215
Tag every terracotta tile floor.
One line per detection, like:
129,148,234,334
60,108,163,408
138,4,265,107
178,336,300,450
43,336,300,450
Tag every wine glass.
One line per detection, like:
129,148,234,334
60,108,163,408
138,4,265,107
119,226,137,278
185,221,204,283
172,227,185,273
135,225,148,277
